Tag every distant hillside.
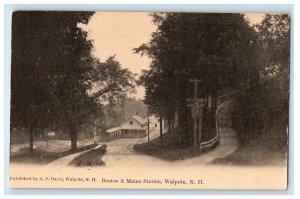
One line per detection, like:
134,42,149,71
104,98,148,127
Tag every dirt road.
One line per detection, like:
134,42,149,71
47,104,238,168
10,104,287,190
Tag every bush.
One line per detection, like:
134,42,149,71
69,144,107,166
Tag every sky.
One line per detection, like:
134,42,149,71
81,12,265,99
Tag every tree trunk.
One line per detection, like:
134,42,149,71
159,116,163,147
171,116,175,130
168,117,171,132
29,126,34,153
71,124,77,151
93,122,97,144
193,117,198,148
212,90,217,128
178,106,191,143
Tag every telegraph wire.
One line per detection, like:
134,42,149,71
216,69,288,100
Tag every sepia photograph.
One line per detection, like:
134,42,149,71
9,11,289,189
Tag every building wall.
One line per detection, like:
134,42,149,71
102,129,146,141
121,118,145,129
121,129,146,138
109,129,122,139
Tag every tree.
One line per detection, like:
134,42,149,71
230,14,290,144
256,14,290,77
11,11,95,151
11,11,138,151
90,56,136,108
104,97,147,128
134,13,258,144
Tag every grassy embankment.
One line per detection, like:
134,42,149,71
10,143,98,165
134,127,217,161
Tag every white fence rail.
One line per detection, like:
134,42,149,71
200,101,231,150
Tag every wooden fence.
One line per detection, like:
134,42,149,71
200,100,231,150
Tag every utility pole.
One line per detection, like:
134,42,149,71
159,116,163,147
147,112,150,142
190,79,201,100
187,79,205,151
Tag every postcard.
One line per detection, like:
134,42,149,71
9,11,289,189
